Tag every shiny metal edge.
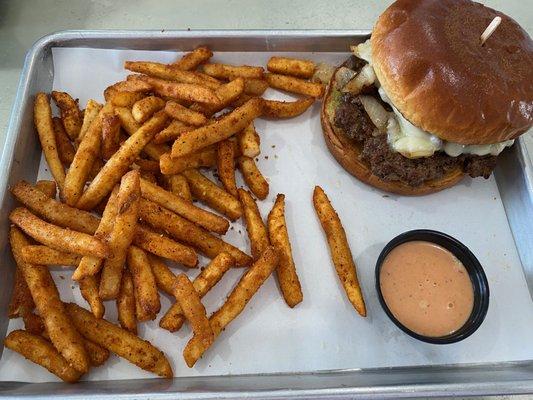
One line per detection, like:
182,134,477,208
0,30,531,399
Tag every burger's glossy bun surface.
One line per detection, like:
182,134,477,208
371,0,533,145
321,77,464,196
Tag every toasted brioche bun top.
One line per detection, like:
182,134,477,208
371,0,533,145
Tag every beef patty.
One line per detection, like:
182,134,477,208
334,91,499,186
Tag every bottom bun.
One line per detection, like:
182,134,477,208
320,78,464,196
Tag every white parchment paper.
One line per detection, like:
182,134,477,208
0,47,531,382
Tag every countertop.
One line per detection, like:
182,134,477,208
0,1,531,398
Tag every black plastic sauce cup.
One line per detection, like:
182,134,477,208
375,229,490,344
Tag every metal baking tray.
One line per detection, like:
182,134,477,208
0,30,531,399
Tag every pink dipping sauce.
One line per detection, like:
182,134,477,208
380,241,474,337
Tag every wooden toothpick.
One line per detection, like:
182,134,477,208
480,16,502,46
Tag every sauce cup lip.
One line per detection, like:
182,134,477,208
375,229,490,345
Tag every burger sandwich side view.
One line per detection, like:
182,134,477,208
321,0,533,195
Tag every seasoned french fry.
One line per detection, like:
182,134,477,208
51,91,83,140
267,56,315,78
78,99,102,142
21,245,81,267
243,78,269,95
4,330,83,383
173,47,213,70
22,312,45,335
171,97,263,158
84,339,110,366
165,101,208,126
132,96,166,124
159,252,234,332
99,170,140,300
268,194,303,307
189,78,245,116
217,139,238,197
231,93,252,108
239,189,270,260
35,180,57,199
125,61,219,89
10,207,108,258
238,156,269,200
236,122,260,158
80,275,105,319
34,93,66,192
101,114,121,160
64,102,114,206
117,270,137,334
153,119,192,144
149,254,178,296
312,186,366,316
76,111,168,210
175,274,214,348
104,79,152,101
127,246,160,320
136,75,219,104
53,117,76,165
134,225,198,267
202,63,264,80
11,180,99,234
8,227,35,319
182,169,242,221
11,227,90,373
262,98,315,119
134,158,160,172
139,198,251,266
183,246,279,367
140,177,229,234
166,174,192,202
72,187,119,281
160,147,216,175
109,91,146,108
65,303,172,377
265,73,324,98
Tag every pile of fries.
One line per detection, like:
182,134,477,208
4,46,366,382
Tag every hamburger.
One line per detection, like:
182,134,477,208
321,0,533,195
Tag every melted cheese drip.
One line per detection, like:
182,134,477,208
352,40,514,159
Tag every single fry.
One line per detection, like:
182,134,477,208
202,63,264,80
153,119,192,144
109,91,146,108
101,113,121,160
64,102,113,205
35,180,57,199
34,92,66,192
51,91,83,140
139,198,251,267
173,47,213,70
182,169,242,221
80,275,105,319
236,122,260,158
84,339,110,366
11,180,99,234
104,79,152,100
12,227,90,373
217,139,238,197
134,225,198,267
166,174,192,201
53,117,76,165
78,99,102,142
238,156,269,200
65,303,172,378
262,98,314,119
165,101,208,126
268,194,303,307
136,75,219,104
132,96,166,124
312,186,366,316
8,227,35,319
4,330,83,383
171,97,263,158
134,158,160,172
267,56,316,78
243,78,269,95
99,170,140,300
190,77,245,116
265,73,324,98
140,177,229,234
183,246,279,367
175,274,214,348
21,245,81,267
127,246,160,320
10,207,108,258
160,147,216,175
159,252,234,332
239,189,270,260
117,270,137,334
76,111,168,210
149,254,178,296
